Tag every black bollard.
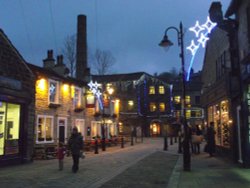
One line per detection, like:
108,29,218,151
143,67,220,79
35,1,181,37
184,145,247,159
102,137,106,151
131,136,134,146
121,137,124,148
94,139,99,154
170,136,173,145
164,136,168,151
178,135,182,153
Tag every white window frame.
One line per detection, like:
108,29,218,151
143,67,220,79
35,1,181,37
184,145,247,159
75,119,85,140
36,115,54,144
57,117,68,143
48,79,59,104
74,87,82,108
91,121,102,138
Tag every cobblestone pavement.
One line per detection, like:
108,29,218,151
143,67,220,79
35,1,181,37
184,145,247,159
0,138,178,188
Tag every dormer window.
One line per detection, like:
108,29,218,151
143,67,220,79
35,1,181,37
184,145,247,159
49,79,59,104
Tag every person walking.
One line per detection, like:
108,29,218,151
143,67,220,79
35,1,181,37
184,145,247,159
57,142,66,171
206,122,216,157
194,125,202,154
68,127,84,173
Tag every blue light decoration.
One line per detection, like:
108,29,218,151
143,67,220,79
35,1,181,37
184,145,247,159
88,80,103,110
186,16,217,81
169,84,174,115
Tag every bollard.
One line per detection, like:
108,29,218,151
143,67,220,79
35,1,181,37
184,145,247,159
121,137,124,148
131,136,134,146
102,138,106,151
94,139,99,154
178,135,182,153
170,136,173,145
163,136,168,151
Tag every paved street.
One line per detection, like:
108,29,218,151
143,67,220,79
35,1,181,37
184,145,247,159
2,138,250,188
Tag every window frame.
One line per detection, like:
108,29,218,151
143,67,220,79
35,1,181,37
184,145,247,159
36,115,54,144
158,85,165,94
48,79,59,104
73,86,82,109
149,86,155,95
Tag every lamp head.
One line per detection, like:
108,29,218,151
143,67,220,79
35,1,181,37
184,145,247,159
159,34,174,47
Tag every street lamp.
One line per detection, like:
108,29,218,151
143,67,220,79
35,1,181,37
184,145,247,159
159,22,191,171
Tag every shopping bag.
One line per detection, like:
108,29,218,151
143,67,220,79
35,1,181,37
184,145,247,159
192,135,203,144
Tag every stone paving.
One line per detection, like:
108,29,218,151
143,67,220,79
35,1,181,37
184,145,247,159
0,138,177,188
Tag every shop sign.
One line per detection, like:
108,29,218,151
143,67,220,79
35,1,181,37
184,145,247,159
0,76,22,90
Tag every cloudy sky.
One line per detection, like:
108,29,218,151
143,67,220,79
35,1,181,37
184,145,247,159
0,0,230,75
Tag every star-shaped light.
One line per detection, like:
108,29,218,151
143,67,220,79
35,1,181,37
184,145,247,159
202,16,217,34
88,80,94,89
189,21,205,38
186,40,199,55
197,33,209,48
49,84,56,94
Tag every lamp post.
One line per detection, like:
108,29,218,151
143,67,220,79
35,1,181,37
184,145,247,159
159,22,190,171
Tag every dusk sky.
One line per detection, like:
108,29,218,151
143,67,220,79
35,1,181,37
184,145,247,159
0,0,230,75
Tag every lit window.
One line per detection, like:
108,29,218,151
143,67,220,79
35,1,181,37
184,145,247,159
174,96,181,104
74,87,82,108
75,119,85,138
150,103,157,112
149,86,155,94
37,115,54,143
185,96,191,104
128,100,134,110
186,110,191,118
159,103,165,112
159,86,165,94
49,80,59,104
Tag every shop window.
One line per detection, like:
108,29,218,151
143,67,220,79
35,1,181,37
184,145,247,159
149,103,157,112
0,102,20,156
149,86,155,95
49,80,59,104
159,103,165,112
73,87,82,109
37,115,54,143
158,86,165,94
174,96,181,104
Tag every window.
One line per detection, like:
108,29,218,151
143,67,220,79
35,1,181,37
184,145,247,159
186,110,191,118
174,96,181,104
0,102,20,156
149,103,157,112
195,96,200,104
159,103,165,112
159,86,165,94
149,86,155,94
185,96,191,104
128,100,134,110
74,87,82,108
75,119,85,139
37,115,53,143
49,80,59,104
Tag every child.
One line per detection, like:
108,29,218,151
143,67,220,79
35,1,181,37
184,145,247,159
57,142,66,171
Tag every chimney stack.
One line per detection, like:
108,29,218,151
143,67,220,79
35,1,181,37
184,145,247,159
76,15,88,81
209,2,223,24
43,50,55,68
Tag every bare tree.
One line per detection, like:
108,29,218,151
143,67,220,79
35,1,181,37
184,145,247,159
61,34,76,77
91,49,115,75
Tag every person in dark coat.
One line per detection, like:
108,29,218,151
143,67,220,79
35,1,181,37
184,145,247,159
206,122,216,157
68,127,84,173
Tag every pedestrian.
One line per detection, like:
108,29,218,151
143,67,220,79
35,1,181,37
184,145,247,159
193,125,202,154
68,126,84,173
206,122,216,157
57,142,66,171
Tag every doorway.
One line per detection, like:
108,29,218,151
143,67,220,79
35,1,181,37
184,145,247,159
57,117,67,143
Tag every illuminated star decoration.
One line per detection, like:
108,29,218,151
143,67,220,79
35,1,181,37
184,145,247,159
88,80,103,110
186,16,217,81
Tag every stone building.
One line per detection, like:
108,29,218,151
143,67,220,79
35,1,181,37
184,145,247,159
92,72,171,137
226,0,250,167
0,29,35,166
201,2,240,161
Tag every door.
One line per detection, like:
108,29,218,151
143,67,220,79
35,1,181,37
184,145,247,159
57,118,67,143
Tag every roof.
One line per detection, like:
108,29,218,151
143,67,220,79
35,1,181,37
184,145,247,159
92,72,146,82
27,63,86,86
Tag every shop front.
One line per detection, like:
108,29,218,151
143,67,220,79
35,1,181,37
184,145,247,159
207,100,232,152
